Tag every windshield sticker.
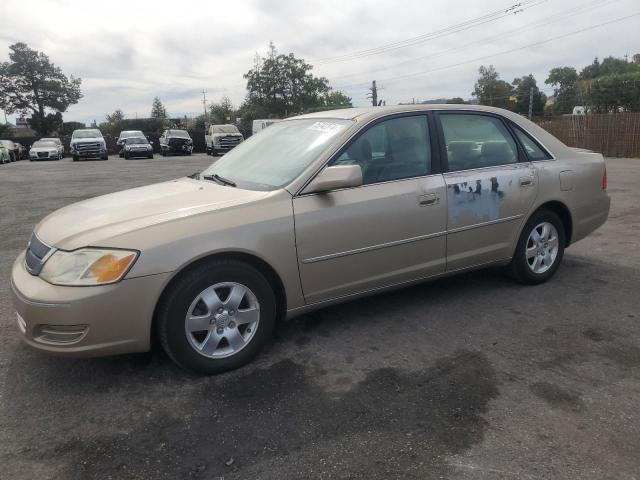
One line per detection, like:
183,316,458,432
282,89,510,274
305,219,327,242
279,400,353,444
307,121,343,134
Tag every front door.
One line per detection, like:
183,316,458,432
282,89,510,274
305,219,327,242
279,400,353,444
436,112,538,270
293,114,447,304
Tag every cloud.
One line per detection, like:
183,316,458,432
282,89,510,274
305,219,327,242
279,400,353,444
0,0,638,123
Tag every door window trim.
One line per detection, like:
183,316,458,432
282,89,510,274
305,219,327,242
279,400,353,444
294,111,442,197
434,111,528,173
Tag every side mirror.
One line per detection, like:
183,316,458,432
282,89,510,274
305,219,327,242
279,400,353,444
303,165,363,194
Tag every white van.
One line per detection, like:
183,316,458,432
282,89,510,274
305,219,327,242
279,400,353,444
252,119,280,136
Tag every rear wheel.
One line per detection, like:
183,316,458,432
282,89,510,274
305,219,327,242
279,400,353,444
157,260,277,374
509,210,565,285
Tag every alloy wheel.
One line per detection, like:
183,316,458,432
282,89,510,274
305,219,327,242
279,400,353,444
525,222,559,274
184,282,260,358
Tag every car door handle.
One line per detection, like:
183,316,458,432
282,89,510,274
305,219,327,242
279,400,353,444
519,176,534,187
419,194,439,206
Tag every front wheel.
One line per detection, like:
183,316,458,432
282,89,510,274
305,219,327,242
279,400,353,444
157,260,277,374
508,210,565,285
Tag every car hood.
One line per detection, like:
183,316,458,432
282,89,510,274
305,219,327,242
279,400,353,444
35,177,271,250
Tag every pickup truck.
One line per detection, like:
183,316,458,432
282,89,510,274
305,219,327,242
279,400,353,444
205,124,244,156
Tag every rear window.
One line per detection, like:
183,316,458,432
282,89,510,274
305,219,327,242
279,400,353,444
511,124,552,161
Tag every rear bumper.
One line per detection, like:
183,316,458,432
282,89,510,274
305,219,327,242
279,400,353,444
10,252,171,357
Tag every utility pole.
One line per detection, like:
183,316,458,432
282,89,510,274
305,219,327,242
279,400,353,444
201,90,208,117
528,87,534,119
368,80,378,107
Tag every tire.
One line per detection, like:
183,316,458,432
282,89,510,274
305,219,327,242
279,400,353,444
508,209,566,285
124,152,130,159
157,259,277,374
101,154,108,160
148,154,154,159
72,155,78,162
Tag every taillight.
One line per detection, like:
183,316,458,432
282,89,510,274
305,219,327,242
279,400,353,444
602,166,607,191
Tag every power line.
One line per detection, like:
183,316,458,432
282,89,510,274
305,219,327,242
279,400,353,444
337,12,640,90
329,0,617,84
312,0,546,64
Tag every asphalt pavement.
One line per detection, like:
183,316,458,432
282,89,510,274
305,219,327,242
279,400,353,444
0,154,639,479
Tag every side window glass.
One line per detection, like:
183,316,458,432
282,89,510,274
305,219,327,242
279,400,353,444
512,125,551,161
441,114,518,172
332,115,430,185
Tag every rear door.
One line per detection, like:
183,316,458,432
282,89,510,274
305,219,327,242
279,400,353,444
435,112,538,270
293,113,447,304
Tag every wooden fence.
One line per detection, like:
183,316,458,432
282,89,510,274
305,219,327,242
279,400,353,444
534,113,640,158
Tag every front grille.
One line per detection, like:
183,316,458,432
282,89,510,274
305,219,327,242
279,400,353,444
25,233,54,275
37,152,49,158
218,136,242,149
75,142,101,154
168,138,190,146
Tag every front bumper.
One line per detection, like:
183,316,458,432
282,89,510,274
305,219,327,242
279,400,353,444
10,252,171,357
30,153,58,160
164,144,193,154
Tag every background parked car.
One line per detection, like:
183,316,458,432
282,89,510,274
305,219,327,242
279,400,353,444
122,136,154,159
40,138,64,158
29,140,62,161
159,129,193,156
0,142,10,164
70,128,108,161
116,130,145,157
0,140,16,162
205,124,244,156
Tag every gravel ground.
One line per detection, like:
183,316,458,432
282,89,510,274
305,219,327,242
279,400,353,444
0,154,639,479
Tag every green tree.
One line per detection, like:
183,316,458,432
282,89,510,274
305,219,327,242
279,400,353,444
28,112,63,135
150,97,167,119
580,71,640,113
105,109,125,123
580,56,639,80
209,96,234,124
323,91,353,108
62,121,86,136
545,66,579,114
244,42,331,117
471,65,514,110
512,74,546,116
0,42,82,135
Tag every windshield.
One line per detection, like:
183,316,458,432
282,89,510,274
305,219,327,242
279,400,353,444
33,141,56,148
41,138,61,144
125,137,148,144
120,131,143,139
169,130,190,138
72,129,102,139
212,125,239,134
201,118,352,190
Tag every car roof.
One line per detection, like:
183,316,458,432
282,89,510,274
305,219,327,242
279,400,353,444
292,104,534,120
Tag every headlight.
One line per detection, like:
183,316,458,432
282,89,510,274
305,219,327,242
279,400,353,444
125,146,131,150
39,248,138,286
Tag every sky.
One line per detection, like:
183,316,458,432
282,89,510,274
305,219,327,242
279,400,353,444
0,0,639,125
